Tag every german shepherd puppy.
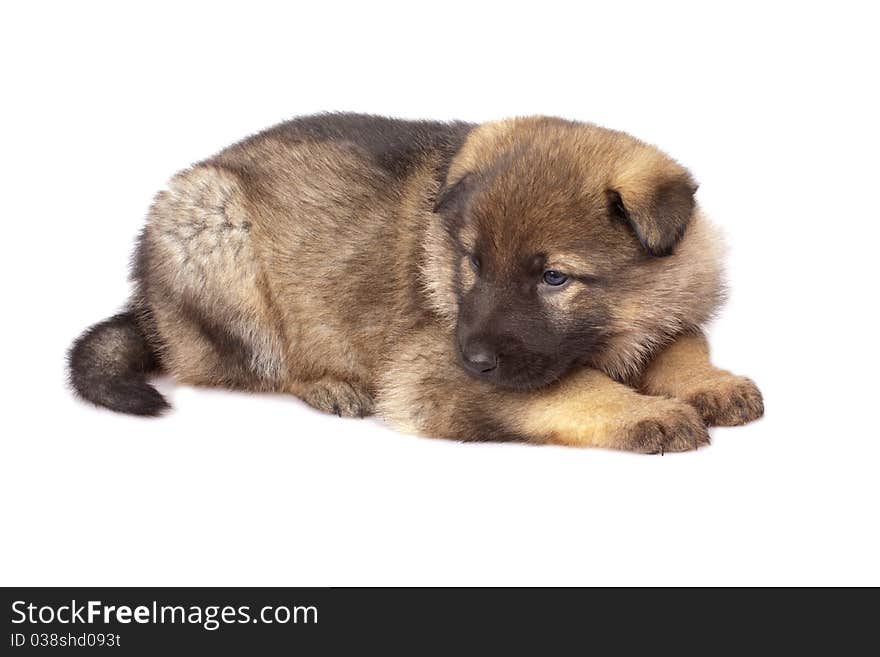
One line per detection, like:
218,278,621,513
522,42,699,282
69,114,763,453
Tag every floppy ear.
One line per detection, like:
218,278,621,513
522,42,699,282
609,171,698,256
433,173,475,216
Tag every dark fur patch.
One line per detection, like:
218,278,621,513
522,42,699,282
68,312,168,416
176,295,258,387
455,268,612,391
457,407,530,443
434,172,475,214
257,113,473,185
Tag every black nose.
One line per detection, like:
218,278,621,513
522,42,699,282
460,339,499,375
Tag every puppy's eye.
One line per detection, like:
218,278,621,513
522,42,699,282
469,255,481,273
542,270,569,286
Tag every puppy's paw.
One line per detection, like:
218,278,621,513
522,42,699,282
300,379,375,418
685,375,764,427
618,399,710,454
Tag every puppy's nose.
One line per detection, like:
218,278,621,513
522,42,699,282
461,340,498,375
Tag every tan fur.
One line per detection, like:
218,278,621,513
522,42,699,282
91,113,762,451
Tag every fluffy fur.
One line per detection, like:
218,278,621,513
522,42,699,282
69,113,763,452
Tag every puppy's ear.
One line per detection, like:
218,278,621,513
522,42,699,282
433,173,475,216
609,169,698,256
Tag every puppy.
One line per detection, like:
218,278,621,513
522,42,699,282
69,113,763,452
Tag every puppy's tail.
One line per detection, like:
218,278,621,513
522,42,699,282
68,309,169,416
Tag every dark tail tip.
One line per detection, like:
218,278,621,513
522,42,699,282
68,311,170,416
89,376,171,416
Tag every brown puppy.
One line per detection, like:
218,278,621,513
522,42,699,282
69,113,763,452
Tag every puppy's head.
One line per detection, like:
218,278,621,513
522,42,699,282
432,117,704,390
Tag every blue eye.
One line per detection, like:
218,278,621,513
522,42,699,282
470,255,481,272
542,270,568,286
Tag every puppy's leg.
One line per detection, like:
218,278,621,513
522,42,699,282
289,378,375,418
377,327,708,453
638,331,764,426
511,369,710,453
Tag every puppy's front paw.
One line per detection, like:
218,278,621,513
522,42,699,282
300,379,375,418
686,375,764,427
619,399,710,454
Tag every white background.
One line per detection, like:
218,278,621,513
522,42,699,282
2,1,878,586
